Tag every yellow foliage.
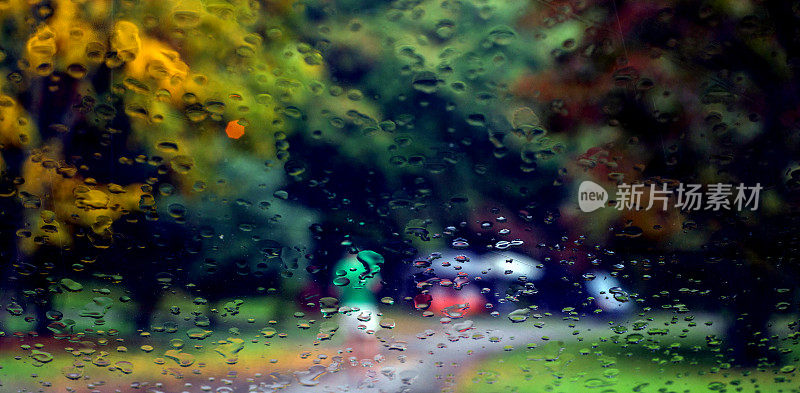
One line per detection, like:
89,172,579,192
0,95,37,149
25,25,57,75
111,21,142,63
17,142,145,253
4,0,326,254
124,38,191,105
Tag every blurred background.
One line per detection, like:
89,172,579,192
0,0,799,391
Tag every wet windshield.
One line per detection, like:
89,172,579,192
1,0,799,392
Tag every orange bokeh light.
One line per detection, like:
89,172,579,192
225,120,245,139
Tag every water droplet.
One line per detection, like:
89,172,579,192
412,71,440,93
508,308,530,323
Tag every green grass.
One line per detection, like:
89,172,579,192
458,340,800,393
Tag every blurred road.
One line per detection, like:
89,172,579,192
236,313,726,393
